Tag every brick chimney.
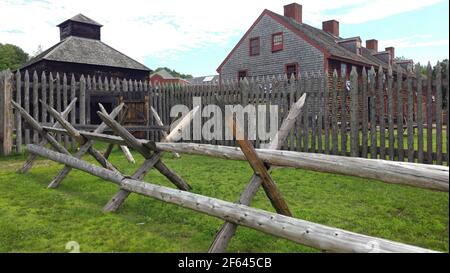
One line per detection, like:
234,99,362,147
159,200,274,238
284,3,302,24
385,47,395,59
366,39,378,52
322,20,339,37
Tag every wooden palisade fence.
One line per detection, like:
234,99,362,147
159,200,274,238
0,62,448,166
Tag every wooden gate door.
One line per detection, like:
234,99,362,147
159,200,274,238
119,95,149,138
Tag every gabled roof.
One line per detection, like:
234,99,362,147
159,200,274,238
57,14,103,27
217,9,389,72
150,69,190,83
150,69,176,79
360,47,389,68
20,36,150,71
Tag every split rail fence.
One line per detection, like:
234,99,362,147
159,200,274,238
1,62,449,166
11,92,447,253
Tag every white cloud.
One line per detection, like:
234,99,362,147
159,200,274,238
379,35,449,49
0,0,446,67
321,0,445,24
0,0,275,62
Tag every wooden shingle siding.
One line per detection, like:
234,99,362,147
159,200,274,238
220,15,324,80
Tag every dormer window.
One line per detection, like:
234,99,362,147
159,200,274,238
272,33,284,52
249,37,260,56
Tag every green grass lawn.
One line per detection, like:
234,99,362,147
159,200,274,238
0,146,448,253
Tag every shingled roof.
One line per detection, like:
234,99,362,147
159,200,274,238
151,69,176,79
57,14,103,27
21,36,150,71
218,9,395,72
267,10,387,69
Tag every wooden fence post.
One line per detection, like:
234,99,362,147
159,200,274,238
32,71,39,143
340,69,347,156
323,71,330,154
331,70,338,155
378,66,386,160
350,67,359,157
0,70,13,156
426,63,433,164
435,62,443,165
387,66,395,161
80,75,86,125
397,68,404,162
361,68,368,158
15,70,22,153
407,66,414,162
24,71,30,145
369,67,377,159
416,64,424,163
446,60,449,166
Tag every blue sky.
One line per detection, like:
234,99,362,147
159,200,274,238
1,0,448,77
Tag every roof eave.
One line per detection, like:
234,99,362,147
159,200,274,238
57,19,103,28
328,55,387,70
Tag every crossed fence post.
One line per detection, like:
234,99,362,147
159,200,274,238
13,98,133,189
150,106,181,159
14,93,195,213
40,100,124,188
17,98,77,173
12,100,72,157
209,93,307,253
99,106,199,212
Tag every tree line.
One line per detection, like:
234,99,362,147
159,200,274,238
0,43,29,70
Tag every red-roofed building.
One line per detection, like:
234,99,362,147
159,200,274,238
149,69,190,85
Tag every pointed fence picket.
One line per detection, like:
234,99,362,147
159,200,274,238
1,65,448,166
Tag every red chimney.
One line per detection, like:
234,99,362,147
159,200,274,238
385,47,395,59
322,20,339,37
366,39,378,52
284,3,302,24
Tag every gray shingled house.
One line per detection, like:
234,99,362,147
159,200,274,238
217,3,419,124
20,14,151,81
217,3,412,81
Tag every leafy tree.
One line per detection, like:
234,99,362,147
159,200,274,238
417,59,448,108
0,43,29,70
155,67,193,79
438,60,448,109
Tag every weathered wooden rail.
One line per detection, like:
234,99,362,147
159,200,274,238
39,127,450,192
26,143,438,253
